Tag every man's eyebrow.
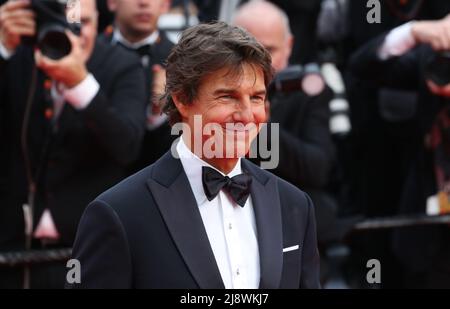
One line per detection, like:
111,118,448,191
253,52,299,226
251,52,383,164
213,88,237,96
213,89,267,96
253,90,267,96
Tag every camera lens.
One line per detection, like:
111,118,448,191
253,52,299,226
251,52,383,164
425,51,450,87
37,24,72,60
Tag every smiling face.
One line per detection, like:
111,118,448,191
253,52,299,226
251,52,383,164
162,22,274,173
174,63,267,170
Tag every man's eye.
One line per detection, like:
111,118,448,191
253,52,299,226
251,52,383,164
80,19,91,26
219,95,233,100
251,96,264,102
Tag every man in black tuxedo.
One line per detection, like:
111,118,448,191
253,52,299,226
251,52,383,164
0,0,146,288
104,0,176,170
350,15,450,288
69,21,320,289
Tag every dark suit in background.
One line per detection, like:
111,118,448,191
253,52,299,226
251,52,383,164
69,151,321,289
350,33,450,288
339,0,440,288
0,37,146,288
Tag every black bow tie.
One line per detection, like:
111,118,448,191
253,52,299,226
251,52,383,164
202,166,252,207
117,42,151,58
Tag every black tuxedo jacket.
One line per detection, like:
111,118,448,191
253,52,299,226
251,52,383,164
268,88,335,189
0,37,146,247
69,151,321,289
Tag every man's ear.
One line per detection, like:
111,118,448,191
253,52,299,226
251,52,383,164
107,0,117,12
172,93,190,119
285,34,294,61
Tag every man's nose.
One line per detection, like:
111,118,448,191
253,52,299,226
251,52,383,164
233,99,255,123
138,0,150,7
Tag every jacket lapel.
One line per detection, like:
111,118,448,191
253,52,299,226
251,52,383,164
146,152,224,289
242,160,283,289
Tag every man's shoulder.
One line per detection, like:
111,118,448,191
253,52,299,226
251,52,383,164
93,151,179,211
93,163,155,212
157,30,175,49
90,37,142,70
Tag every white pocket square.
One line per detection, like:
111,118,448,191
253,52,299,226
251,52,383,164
283,245,299,253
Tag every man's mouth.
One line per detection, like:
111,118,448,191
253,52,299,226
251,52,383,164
222,123,255,134
135,13,152,22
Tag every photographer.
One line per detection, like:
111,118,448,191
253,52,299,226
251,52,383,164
0,0,146,288
233,1,342,245
350,15,450,288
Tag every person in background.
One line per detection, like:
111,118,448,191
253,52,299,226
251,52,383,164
350,13,450,288
0,0,146,288
104,0,175,169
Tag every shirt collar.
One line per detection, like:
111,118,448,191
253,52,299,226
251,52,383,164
112,28,159,49
176,137,243,206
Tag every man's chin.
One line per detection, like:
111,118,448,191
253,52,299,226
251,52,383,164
131,24,156,36
199,137,252,159
224,137,254,158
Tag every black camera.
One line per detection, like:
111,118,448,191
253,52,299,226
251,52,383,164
268,64,326,101
26,0,80,60
425,51,450,87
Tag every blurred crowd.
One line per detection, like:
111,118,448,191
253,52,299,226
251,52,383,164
1,0,450,289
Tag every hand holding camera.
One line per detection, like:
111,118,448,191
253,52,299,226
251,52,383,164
0,0,87,88
0,0,36,52
34,30,87,88
412,14,450,51
411,15,450,93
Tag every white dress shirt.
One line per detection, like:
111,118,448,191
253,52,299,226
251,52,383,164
378,21,417,60
0,40,14,59
112,28,159,50
112,28,159,67
176,137,260,289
